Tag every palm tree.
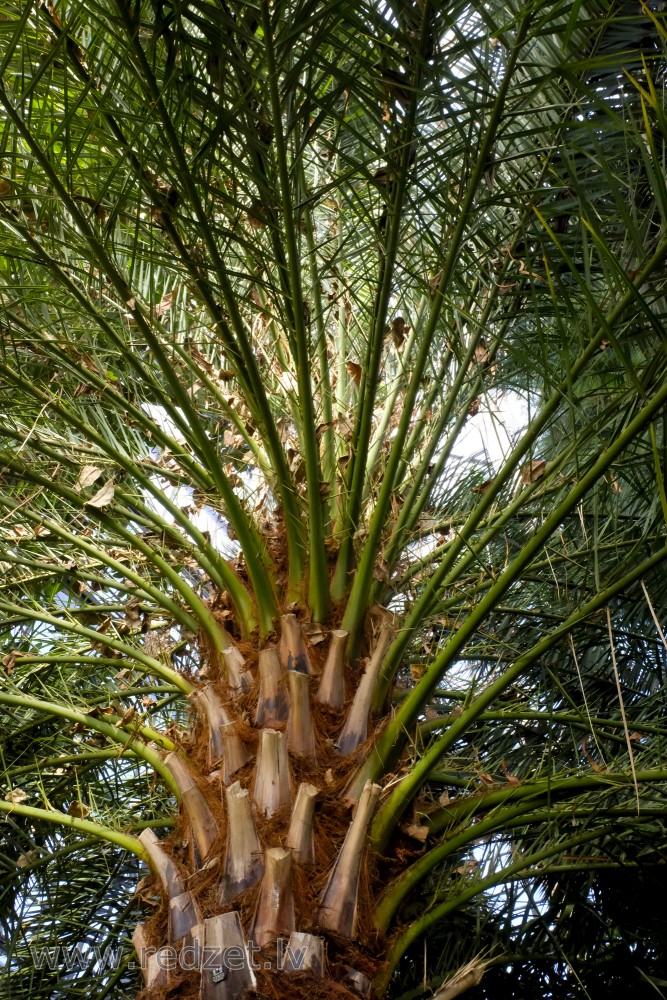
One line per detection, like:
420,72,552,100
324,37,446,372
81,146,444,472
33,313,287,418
2,0,667,997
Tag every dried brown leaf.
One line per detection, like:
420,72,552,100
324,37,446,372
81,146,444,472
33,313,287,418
404,823,429,842
86,481,115,508
17,850,38,868
68,801,90,818
345,360,362,386
5,788,29,804
521,459,546,484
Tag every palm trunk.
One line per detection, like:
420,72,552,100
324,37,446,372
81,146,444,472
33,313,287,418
135,609,395,1000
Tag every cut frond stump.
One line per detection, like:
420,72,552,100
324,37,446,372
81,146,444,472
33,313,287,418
280,613,311,674
251,846,295,948
138,828,184,896
317,629,348,710
337,623,394,755
284,931,324,975
190,686,232,764
133,923,167,990
287,669,317,758
169,890,201,945
317,780,382,937
255,646,288,726
220,722,250,784
347,968,372,996
287,782,318,864
145,950,169,990
165,753,220,864
253,728,291,817
221,781,263,903
222,643,253,695
200,911,256,1000
430,953,491,999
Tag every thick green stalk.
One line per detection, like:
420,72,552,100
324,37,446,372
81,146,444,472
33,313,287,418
331,7,433,601
362,306,423,502
1,400,255,631
375,825,616,991
383,304,517,573
1,306,218,490
44,3,305,599
0,652,179,689
364,543,667,847
419,708,666,743
113,494,256,634
0,799,151,862
158,221,305,600
341,20,530,650
0,692,179,797
376,769,667,929
302,169,337,524
107,5,296,614
170,340,271,478
0,599,192,693
369,373,476,611
0,84,278,634
2,553,152,604
260,0,329,619
6,749,137,777
0,455,232,650
0,342,257,627
334,228,349,421
428,771,667,835
369,233,667,690
394,354,449,491
393,524,655,593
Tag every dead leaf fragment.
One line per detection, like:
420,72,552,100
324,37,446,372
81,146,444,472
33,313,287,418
474,342,490,365
134,875,160,907
472,478,493,494
483,150,495,191
17,850,38,868
117,706,136,727
75,465,103,492
2,652,16,675
86,481,115,508
387,315,410,349
456,859,480,875
404,823,429,842
67,800,90,818
302,622,326,645
501,759,520,785
521,459,546,484
373,558,391,584
345,360,362,386
154,290,175,317
5,788,29,804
